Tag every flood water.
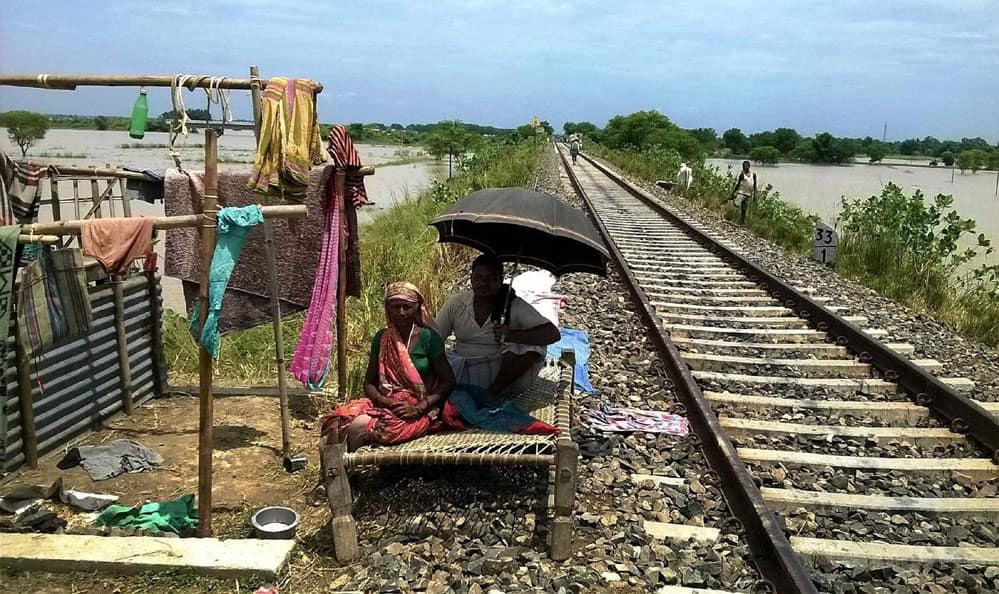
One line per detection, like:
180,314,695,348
2,128,446,312
708,158,999,266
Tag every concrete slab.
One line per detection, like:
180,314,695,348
643,521,720,544
630,473,685,487
791,536,999,566
682,352,872,377
720,417,964,447
0,533,295,577
665,324,824,342
705,391,934,423
761,487,999,519
738,448,999,480
692,371,897,394
672,337,851,357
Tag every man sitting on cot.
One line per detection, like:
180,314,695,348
436,254,561,396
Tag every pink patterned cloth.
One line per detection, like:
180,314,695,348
288,179,341,388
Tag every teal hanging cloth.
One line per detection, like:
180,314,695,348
128,88,148,139
189,205,264,357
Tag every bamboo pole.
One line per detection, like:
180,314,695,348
251,65,293,461
71,179,81,220
14,335,37,468
104,166,117,217
90,175,101,218
19,204,305,235
250,66,263,141
146,266,165,397
197,129,219,538
336,171,349,400
17,235,60,245
22,162,152,181
111,275,134,415
0,74,322,93
49,178,61,222
119,177,132,217
264,220,292,459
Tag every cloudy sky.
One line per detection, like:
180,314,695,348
1,0,996,141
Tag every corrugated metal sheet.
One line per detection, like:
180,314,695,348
1,274,166,471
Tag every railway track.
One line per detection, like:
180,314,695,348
556,144,999,594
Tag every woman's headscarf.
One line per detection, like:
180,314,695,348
384,281,437,331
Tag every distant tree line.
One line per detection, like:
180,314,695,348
562,115,999,171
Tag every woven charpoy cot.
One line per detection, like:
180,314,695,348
320,352,579,562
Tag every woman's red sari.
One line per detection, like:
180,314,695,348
320,284,442,446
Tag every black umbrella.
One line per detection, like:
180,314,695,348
429,187,609,276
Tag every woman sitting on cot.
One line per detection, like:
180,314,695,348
319,282,455,452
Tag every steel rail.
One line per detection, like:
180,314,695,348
557,145,819,594
576,149,999,463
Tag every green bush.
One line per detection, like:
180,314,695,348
836,183,998,345
749,146,781,165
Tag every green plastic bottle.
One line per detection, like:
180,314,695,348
129,88,148,139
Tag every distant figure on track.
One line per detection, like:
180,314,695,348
729,160,756,225
677,162,693,192
569,138,580,164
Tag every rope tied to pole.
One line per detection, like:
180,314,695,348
169,75,235,169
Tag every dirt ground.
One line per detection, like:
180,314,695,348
1,391,569,594
1,392,331,592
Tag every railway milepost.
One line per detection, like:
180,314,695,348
813,221,838,265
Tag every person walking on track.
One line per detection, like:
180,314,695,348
729,160,756,224
569,138,580,164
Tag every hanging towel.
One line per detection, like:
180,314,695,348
189,205,264,358
17,248,92,355
442,384,559,435
164,167,359,331
247,77,324,199
80,217,154,275
95,493,197,534
582,404,689,436
289,179,341,388
546,328,594,393
327,124,366,296
0,152,51,225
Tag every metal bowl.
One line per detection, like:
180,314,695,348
250,506,299,539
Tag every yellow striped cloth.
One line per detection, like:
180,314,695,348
247,77,324,198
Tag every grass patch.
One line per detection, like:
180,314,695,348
164,141,542,403
588,144,815,253
33,151,89,158
836,183,998,346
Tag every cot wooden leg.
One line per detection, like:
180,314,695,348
550,437,578,561
320,441,358,562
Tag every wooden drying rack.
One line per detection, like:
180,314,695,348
0,68,367,537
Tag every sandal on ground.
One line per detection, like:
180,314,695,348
576,434,612,458
306,484,328,507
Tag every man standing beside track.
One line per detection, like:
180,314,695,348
729,160,756,225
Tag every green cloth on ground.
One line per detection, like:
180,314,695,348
94,493,198,534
